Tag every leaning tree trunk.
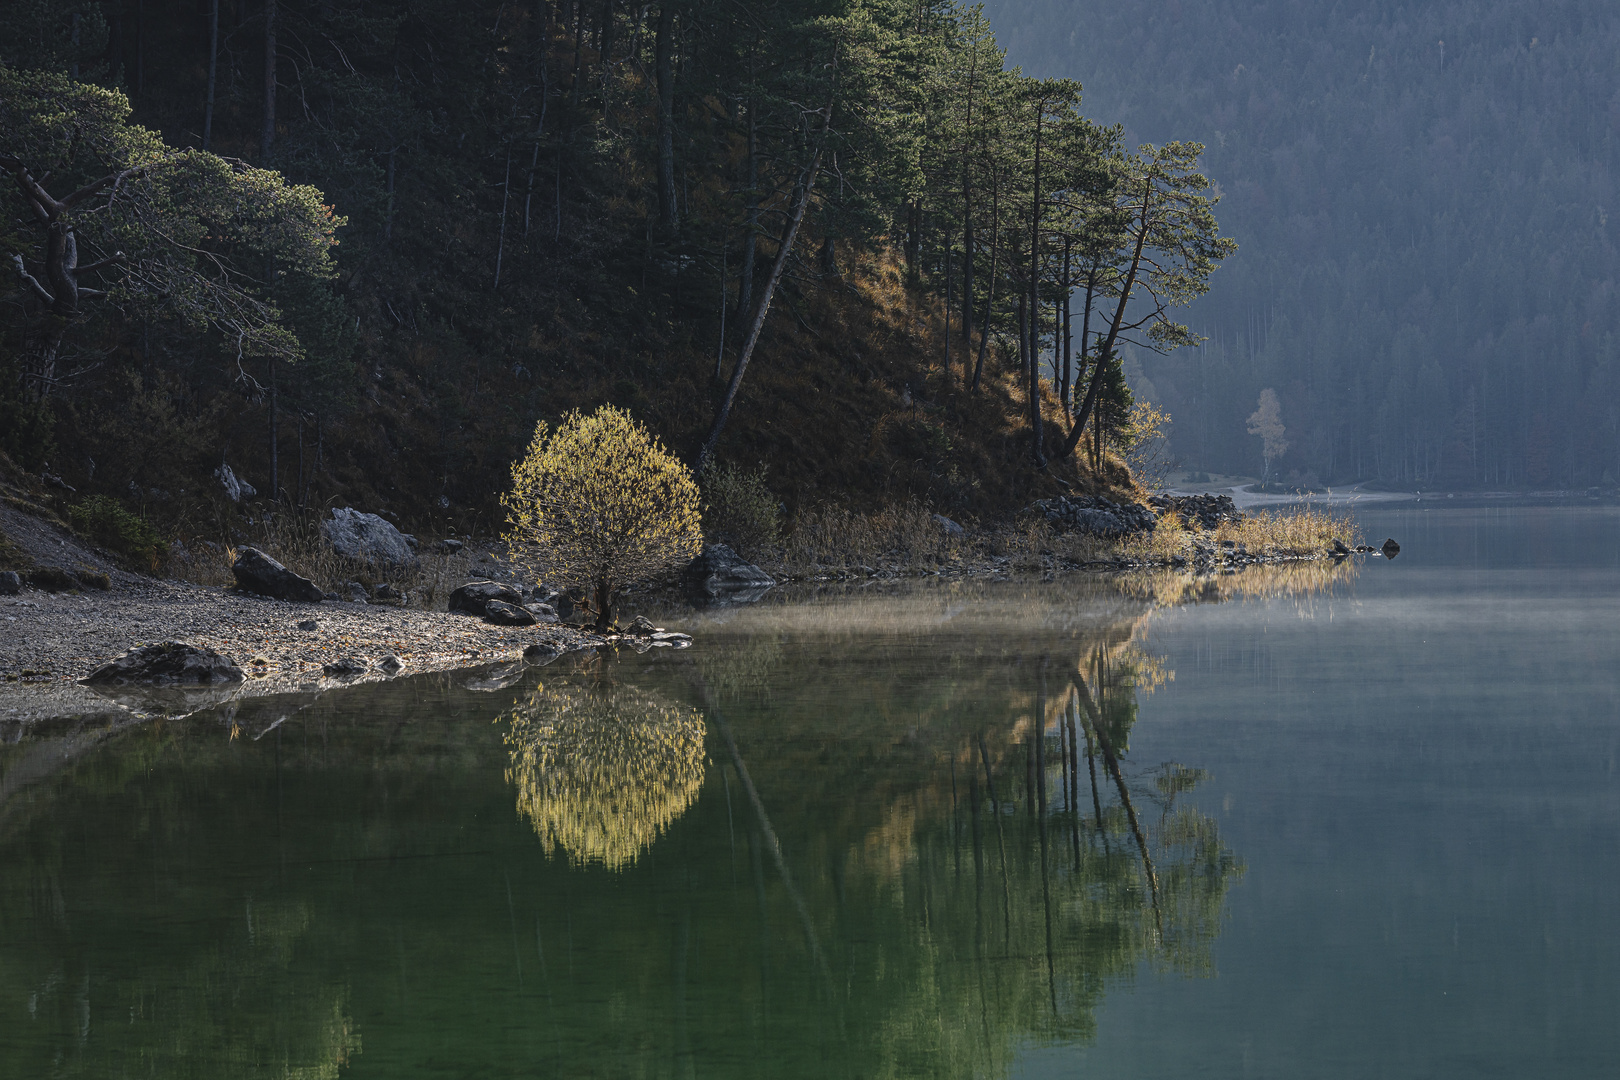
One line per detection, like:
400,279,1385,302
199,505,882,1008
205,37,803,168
697,139,827,472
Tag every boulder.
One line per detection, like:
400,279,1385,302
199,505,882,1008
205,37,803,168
344,581,369,604
84,641,245,686
525,602,559,624
215,462,256,503
1381,537,1401,559
0,571,20,595
1147,493,1241,531
1332,538,1352,555
684,543,776,603
440,538,465,554
323,657,369,676
484,599,538,626
931,513,966,537
628,614,658,636
1032,496,1157,537
449,580,525,616
232,547,325,603
322,507,420,569
378,654,405,673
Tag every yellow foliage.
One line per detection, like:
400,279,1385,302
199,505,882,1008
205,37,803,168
503,683,707,871
503,405,703,624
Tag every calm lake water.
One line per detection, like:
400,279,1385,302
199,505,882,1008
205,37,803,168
2,504,1618,1078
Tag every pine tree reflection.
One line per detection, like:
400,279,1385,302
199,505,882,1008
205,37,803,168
503,682,706,870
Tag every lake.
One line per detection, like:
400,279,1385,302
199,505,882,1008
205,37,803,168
2,504,1617,1078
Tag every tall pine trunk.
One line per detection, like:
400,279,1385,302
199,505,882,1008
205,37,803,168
261,0,276,163
1026,105,1046,467
655,4,678,231
203,0,219,149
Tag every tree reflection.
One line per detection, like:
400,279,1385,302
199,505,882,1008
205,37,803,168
503,682,706,870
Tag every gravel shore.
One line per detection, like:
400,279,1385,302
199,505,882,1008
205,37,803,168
1,578,604,690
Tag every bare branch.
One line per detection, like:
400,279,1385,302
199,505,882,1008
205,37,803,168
11,254,55,305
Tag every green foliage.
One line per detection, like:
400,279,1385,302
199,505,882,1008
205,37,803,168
503,406,703,627
67,494,163,570
698,461,781,560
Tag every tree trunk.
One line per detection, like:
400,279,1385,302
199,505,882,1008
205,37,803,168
269,356,279,501
961,164,974,389
1059,181,1152,461
494,149,511,288
1027,103,1046,467
943,225,952,380
261,0,276,163
736,91,758,328
971,171,998,392
655,3,678,231
203,0,219,149
1060,236,1071,415
698,138,827,472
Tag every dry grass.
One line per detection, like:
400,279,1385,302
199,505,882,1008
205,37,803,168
169,510,476,609
772,496,1361,580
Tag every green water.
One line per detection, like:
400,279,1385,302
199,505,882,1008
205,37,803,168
2,505,1618,1077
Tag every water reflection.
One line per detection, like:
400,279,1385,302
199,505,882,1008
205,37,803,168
504,681,706,869
0,577,1250,1078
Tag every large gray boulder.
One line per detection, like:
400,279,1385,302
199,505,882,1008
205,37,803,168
449,580,526,616
0,571,20,595
484,599,538,626
84,641,245,685
232,546,325,603
685,543,775,603
323,507,420,569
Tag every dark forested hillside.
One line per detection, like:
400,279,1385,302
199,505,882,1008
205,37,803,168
987,0,1620,488
2,0,1236,540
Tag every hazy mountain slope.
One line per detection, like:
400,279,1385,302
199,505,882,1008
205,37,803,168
986,0,1620,486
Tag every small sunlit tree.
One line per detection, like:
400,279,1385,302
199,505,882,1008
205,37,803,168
503,405,703,628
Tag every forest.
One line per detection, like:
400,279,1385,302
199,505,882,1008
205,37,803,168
988,0,1620,488
1,0,1232,536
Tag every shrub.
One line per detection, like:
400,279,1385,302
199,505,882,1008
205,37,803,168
698,460,780,560
67,495,164,570
503,405,702,628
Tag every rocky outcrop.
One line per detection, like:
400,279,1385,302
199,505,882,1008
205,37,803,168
684,543,775,603
1031,496,1157,537
1147,493,1242,530
449,580,525,616
84,641,245,685
322,507,420,569
215,462,256,503
232,547,325,603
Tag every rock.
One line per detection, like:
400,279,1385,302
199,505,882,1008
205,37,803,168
684,543,776,602
525,602,559,623
1332,538,1352,555
628,614,658,635
465,661,526,691
378,654,404,673
522,642,563,665
323,591,342,602
322,507,420,569
374,582,400,601
1381,537,1401,559
342,581,368,604
484,599,538,626
322,657,368,676
1032,495,1157,537
0,571,20,595
401,534,419,552
440,538,464,554
1147,493,1241,531
84,641,245,686
296,619,318,631
649,631,692,646
931,513,966,537
215,462,256,503
449,580,525,616
232,547,325,603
